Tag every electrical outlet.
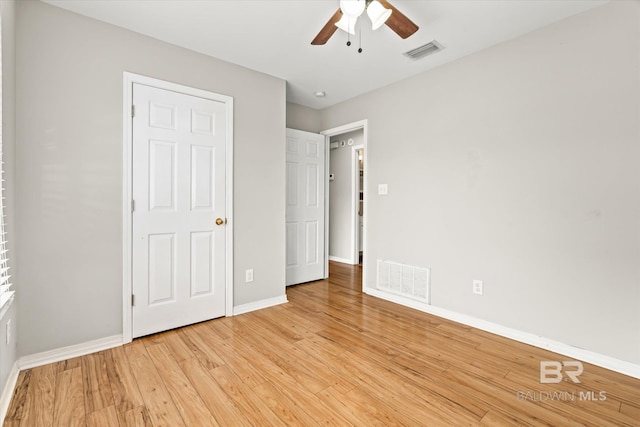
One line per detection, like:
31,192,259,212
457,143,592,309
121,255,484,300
473,280,483,296
378,184,388,195
245,269,254,283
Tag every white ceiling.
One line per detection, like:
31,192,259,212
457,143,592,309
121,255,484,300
43,0,608,109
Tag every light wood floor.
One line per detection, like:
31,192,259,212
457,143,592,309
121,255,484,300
4,262,640,426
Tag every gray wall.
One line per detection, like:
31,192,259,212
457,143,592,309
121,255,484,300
0,0,17,391
16,0,286,356
286,102,321,133
329,130,362,262
320,1,640,364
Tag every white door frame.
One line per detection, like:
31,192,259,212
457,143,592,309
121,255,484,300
352,144,364,264
321,120,368,287
122,72,234,343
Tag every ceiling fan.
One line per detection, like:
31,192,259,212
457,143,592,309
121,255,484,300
311,0,419,45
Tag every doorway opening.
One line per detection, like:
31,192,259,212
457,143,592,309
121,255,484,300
356,147,364,265
321,120,368,289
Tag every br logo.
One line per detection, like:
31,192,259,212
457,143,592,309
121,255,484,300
540,361,583,384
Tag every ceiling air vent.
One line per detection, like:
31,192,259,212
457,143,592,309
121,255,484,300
403,40,444,61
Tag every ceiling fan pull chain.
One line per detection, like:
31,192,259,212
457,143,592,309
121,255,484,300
358,24,363,53
347,30,351,47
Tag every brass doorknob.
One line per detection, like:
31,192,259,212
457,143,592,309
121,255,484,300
215,218,224,225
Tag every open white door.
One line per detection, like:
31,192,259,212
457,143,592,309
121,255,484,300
132,83,227,338
286,129,326,286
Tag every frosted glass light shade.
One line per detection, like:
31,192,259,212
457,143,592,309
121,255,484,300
367,0,392,30
335,14,358,35
340,0,365,18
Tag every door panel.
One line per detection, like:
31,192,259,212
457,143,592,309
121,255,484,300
149,140,176,211
285,128,326,286
148,233,176,305
190,231,214,297
132,83,226,338
191,145,215,210
305,221,319,264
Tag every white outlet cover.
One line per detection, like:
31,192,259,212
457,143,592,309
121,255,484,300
473,280,483,295
378,184,388,195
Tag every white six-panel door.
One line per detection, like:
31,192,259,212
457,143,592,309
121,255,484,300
132,83,226,337
286,129,326,286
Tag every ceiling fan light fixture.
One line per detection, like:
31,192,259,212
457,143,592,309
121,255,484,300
339,0,365,18
367,1,392,30
335,14,358,35
311,0,418,46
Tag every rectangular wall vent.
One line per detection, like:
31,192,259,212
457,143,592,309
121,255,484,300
377,259,430,303
403,40,444,61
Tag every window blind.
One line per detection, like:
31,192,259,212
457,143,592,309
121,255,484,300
0,13,12,311
0,153,11,311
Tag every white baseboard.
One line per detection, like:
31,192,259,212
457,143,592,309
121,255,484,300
0,361,19,423
19,335,123,370
365,287,640,380
329,255,356,265
233,295,288,316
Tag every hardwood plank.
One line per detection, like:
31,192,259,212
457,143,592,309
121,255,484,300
178,325,226,370
620,402,640,419
251,381,313,425
141,329,193,363
124,341,186,427
2,370,31,424
86,405,119,427
278,303,329,333
178,357,252,427
293,330,346,359
294,339,357,395
117,405,153,427
204,317,234,340
403,339,511,379
480,409,537,426
103,345,145,415
145,342,219,426
235,314,337,394
52,367,85,427
243,354,353,426
208,365,286,427
82,351,115,414
316,386,385,427
335,350,483,426
343,385,422,426
250,305,312,341
18,364,57,427
55,357,82,373
442,367,583,427
198,331,267,389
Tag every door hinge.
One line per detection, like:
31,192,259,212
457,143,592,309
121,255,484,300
131,105,135,118
131,294,135,306
131,200,135,212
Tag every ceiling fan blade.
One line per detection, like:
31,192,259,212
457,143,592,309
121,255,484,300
379,0,419,39
311,8,343,45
